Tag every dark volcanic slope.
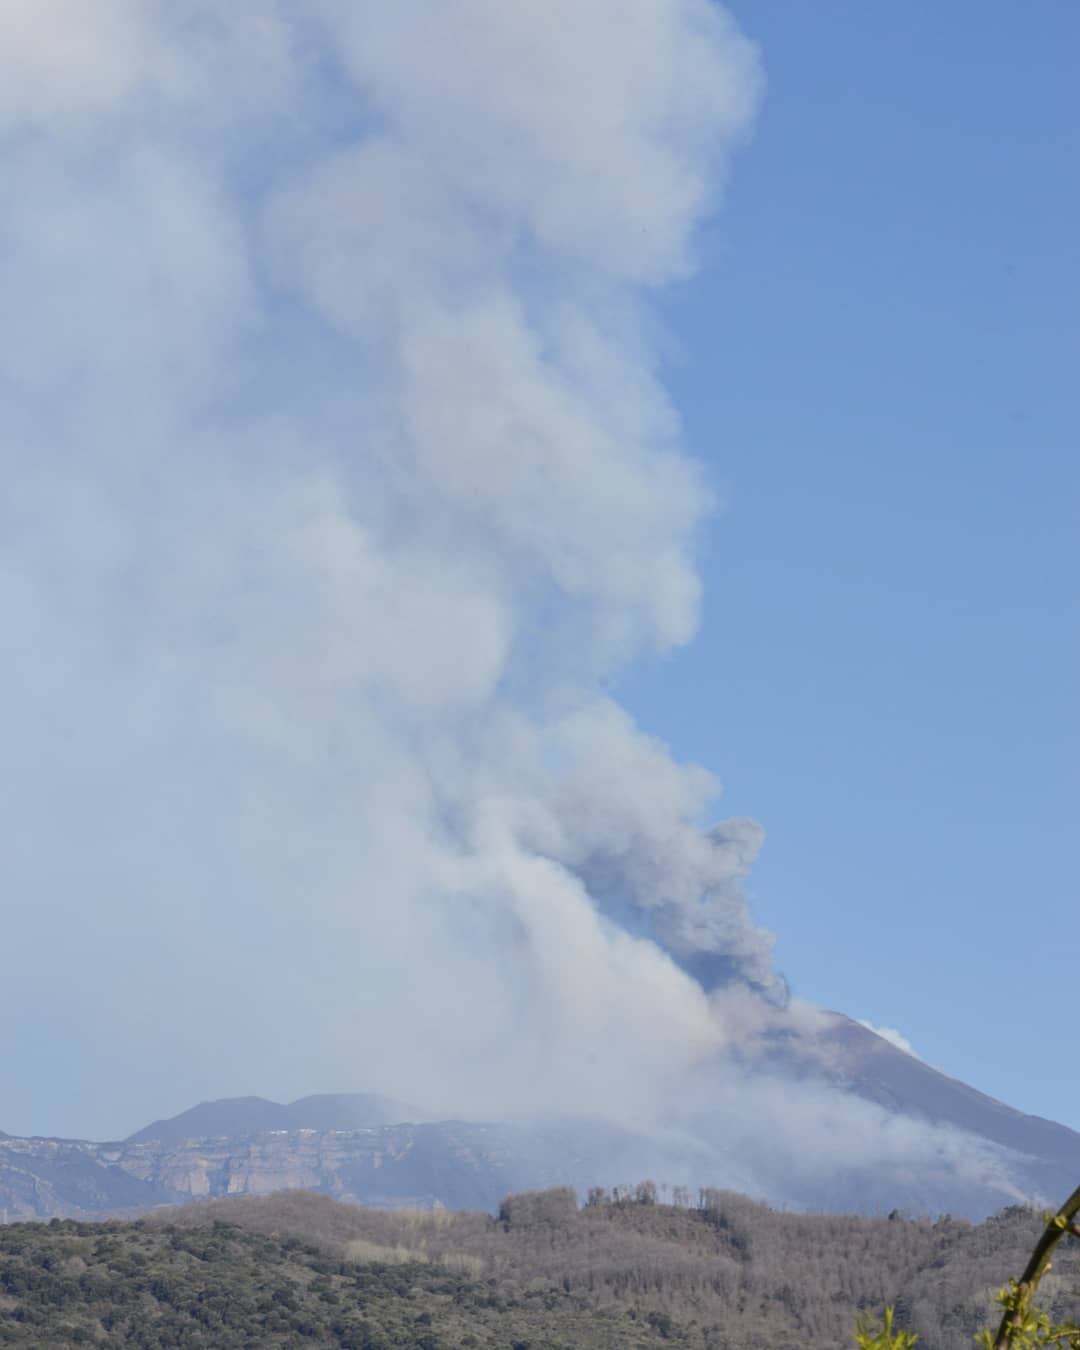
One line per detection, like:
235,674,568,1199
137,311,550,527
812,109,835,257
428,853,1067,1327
818,1014,1080,1167
734,1009,1080,1209
764,1012,1080,1202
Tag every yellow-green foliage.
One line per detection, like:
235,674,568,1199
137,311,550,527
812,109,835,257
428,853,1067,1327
852,1304,919,1348
858,1185,1080,1350
973,1279,1080,1349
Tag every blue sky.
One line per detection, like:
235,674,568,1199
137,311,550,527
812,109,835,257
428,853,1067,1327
624,0,1079,1125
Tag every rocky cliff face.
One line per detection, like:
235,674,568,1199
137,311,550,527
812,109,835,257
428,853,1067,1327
0,1121,597,1221
109,1123,532,1212
5,1027,1080,1226
0,1135,174,1220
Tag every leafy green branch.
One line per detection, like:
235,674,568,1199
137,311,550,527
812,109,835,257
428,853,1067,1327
852,1183,1080,1350
977,1184,1080,1350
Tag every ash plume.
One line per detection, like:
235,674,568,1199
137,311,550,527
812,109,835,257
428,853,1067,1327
0,0,771,1134
0,1,1041,1216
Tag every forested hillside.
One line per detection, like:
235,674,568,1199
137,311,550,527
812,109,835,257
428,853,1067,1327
2,1187,1078,1348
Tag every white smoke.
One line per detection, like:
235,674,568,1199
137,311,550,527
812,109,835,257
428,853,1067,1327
0,0,769,1137
857,1020,920,1059
0,2,1044,1218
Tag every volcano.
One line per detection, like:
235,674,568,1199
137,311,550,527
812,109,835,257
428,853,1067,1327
3,1016,1077,1224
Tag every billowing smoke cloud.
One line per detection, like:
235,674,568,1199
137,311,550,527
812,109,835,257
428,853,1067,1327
0,0,773,1138
0,2,1041,1218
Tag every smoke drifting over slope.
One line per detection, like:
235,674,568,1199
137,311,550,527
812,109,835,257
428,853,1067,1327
0,2,1046,1215
1,0,774,1133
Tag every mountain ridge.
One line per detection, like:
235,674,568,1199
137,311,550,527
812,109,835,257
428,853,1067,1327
825,1014,1079,1150
788,1013,1080,1162
125,1092,428,1145
3,1016,1078,1225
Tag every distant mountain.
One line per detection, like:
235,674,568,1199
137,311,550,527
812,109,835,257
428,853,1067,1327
0,1117,653,1221
3,1017,1079,1225
0,1137,175,1221
126,1093,427,1145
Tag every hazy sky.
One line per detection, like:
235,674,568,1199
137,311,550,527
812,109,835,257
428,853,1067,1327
0,1,1075,1150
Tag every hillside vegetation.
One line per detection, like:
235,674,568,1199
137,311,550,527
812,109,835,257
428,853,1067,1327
1,1187,1078,1348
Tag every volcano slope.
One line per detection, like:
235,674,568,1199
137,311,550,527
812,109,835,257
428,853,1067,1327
2,1021,1079,1224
